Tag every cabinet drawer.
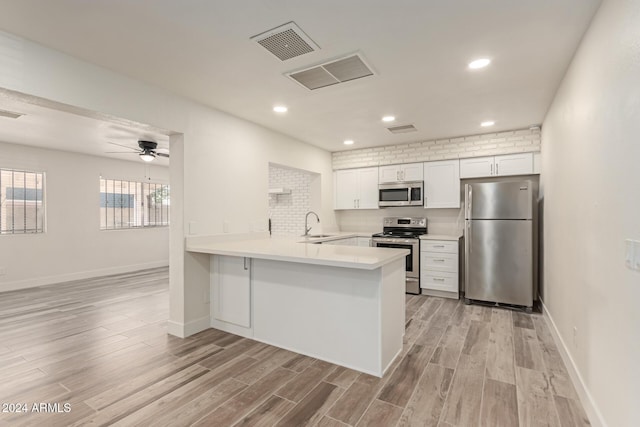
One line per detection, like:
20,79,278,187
421,252,458,272
420,271,458,292
421,240,458,254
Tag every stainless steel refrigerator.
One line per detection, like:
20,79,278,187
464,180,536,309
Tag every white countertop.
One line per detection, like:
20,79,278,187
419,234,462,241
296,231,374,244
186,236,409,270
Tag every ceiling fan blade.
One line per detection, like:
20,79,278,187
156,152,170,158
105,151,137,154
106,141,138,151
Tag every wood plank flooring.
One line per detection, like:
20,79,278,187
0,269,590,426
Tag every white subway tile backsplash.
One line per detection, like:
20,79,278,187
269,165,314,236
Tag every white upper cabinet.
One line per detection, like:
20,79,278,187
401,163,424,181
357,167,380,209
378,166,399,183
459,156,494,178
334,167,379,210
460,153,535,178
334,169,358,209
533,152,541,174
494,153,533,176
423,160,460,209
378,162,423,183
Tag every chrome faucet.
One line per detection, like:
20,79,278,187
304,211,320,236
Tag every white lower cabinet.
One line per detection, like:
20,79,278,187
357,237,372,247
420,239,459,299
211,255,252,331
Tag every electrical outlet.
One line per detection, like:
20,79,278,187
0,267,5,276
573,326,578,349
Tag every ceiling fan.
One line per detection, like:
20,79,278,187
106,140,169,162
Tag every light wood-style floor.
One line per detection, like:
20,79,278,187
0,268,590,426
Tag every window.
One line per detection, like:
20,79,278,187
0,168,45,234
100,178,169,230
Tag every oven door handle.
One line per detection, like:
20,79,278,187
372,237,416,245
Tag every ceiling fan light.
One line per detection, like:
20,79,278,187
139,151,156,162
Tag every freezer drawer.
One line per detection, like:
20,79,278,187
465,219,533,307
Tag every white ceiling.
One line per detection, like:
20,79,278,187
0,94,171,165
0,0,601,153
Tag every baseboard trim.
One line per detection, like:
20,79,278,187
0,260,169,293
167,316,210,339
420,289,459,299
540,299,607,427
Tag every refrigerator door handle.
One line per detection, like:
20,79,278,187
468,220,472,253
467,185,473,219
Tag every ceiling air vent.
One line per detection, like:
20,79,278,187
287,53,375,90
0,109,23,119
387,124,417,134
251,22,319,61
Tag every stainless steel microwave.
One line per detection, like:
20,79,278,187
378,181,424,207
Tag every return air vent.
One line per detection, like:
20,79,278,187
287,54,374,90
251,22,319,61
0,109,23,119
387,124,417,134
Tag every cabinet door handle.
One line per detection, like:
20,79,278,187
434,259,446,262
496,163,499,175
433,277,445,282
244,257,250,270
491,163,494,175
357,199,360,208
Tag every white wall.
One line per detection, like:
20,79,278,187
0,30,337,335
0,141,169,291
541,1,640,426
336,207,463,236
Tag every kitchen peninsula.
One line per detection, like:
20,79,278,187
186,234,408,377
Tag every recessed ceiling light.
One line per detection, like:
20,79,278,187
273,105,288,113
343,140,354,145
382,116,395,122
481,121,495,127
468,58,491,69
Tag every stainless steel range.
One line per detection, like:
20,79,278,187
371,217,427,294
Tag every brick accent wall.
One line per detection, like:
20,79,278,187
268,164,313,236
332,128,541,170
